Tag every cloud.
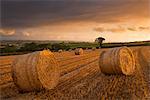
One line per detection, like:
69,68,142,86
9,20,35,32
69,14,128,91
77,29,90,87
127,26,150,32
1,0,149,29
107,27,125,33
139,26,150,30
1,0,149,42
22,31,30,37
94,27,106,32
94,25,150,33
0,29,32,40
0,28,16,36
94,26,126,33
127,27,137,31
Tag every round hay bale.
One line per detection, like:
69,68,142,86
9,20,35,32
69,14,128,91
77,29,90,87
99,47,135,75
12,50,60,92
58,49,63,53
68,49,72,52
92,47,96,51
75,48,83,55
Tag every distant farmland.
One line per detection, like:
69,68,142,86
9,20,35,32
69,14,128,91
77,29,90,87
0,40,150,56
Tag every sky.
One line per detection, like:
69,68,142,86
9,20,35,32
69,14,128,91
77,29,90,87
0,0,150,42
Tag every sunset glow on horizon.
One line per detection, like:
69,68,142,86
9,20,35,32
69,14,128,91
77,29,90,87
1,0,150,42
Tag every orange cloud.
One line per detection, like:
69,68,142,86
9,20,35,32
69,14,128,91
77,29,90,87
22,31,30,37
107,28,125,33
94,27,106,32
139,26,150,30
0,28,16,36
94,26,126,33
127,27,137,31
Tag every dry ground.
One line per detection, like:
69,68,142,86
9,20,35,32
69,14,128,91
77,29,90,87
0,46,149,100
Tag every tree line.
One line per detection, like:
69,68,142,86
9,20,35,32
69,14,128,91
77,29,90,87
0,42,72,53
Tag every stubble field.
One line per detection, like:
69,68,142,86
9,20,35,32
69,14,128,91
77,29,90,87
0,46,149,100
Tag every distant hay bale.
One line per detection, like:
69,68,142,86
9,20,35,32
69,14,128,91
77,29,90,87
75,48,83,55
99,47,135,75
68,49,72,52
58,49,63,53
92,47,96,51
12,50,60,92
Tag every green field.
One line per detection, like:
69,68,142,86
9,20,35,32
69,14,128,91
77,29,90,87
0,40,150,56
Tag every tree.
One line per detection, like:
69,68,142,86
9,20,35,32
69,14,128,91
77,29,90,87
19,42,38,52
37,43,52,50
1,44,18,53
95,37,105,48
19,43,52,52
51,43,70,51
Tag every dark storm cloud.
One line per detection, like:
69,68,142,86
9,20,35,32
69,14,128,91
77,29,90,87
1,0,149,29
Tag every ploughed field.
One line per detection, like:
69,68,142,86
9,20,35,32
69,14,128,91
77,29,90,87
0,46,150,100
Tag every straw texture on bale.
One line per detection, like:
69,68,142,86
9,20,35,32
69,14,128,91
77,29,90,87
12,50,60,92
99,47,135,75
75,48,83,55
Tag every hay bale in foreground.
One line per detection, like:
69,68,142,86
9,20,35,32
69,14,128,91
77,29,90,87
12,50,60,92
75,48,83,55
99,47,135,75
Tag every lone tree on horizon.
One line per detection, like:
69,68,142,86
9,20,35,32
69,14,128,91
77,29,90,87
95,37,105,48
